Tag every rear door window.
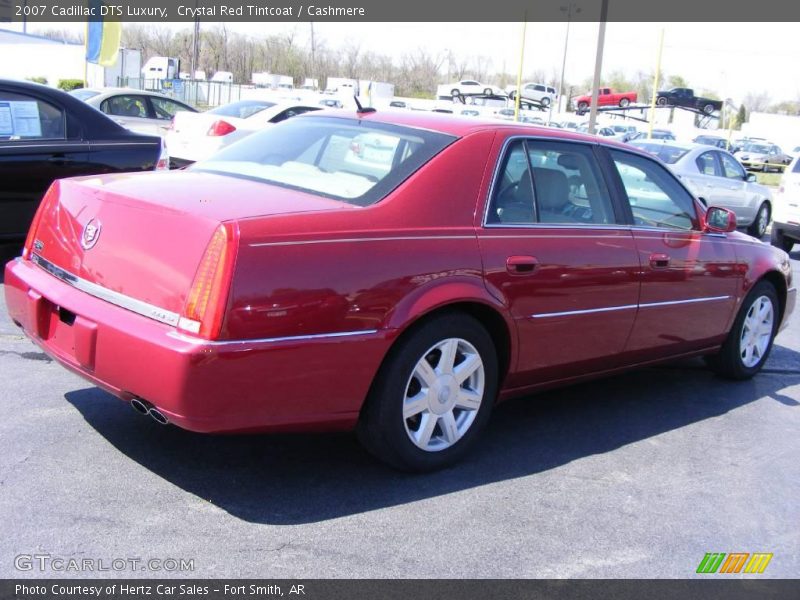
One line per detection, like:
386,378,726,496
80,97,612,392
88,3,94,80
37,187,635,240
101,95,149,118
695,151,720,176
0,91,65,140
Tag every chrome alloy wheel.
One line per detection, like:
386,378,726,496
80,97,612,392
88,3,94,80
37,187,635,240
402,338,485,452
740,295,774,368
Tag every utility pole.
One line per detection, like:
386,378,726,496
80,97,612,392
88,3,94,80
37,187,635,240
587,0,608,134
647,29,665,139
310,22,316,89
514,16,527,122
556,3,581,116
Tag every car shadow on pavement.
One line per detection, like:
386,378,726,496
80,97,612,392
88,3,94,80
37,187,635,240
64,342,800,525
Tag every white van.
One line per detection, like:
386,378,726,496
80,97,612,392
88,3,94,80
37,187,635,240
141,57,180,81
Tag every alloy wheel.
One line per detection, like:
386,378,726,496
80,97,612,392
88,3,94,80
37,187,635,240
739,295,774,368
402,338,485,452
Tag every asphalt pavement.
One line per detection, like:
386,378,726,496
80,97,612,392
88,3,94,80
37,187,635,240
0,241,798,579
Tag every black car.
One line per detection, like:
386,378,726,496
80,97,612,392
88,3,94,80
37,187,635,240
0,79,164,241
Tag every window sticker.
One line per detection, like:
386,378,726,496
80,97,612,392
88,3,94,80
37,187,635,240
10,101,42,137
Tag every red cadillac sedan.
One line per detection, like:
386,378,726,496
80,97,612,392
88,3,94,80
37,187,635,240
4,110,796,471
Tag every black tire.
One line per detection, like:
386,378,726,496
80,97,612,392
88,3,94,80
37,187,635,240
484,87,493,95
541,96,551,107
577,101,589,112
657,96,668,106
357,312,498,471
450,89,460,98
706,281,779,380
771,228,796,253
703,103,715,114
619,98,630,108
508,90,516,100
747,202,770,238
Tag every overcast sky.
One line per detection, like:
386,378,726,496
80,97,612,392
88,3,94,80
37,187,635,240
7,21,798,103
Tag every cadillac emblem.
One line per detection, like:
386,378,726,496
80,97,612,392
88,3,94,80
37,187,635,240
81,219,102,250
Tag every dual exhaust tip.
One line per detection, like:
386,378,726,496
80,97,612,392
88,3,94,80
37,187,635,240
130,398,169,425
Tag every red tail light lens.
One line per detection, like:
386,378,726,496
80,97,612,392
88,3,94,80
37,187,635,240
23,183,58,260
179,224,238,339
207,120,236,136
155,138,169,171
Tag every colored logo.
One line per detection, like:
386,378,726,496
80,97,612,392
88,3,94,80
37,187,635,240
696,552,773,574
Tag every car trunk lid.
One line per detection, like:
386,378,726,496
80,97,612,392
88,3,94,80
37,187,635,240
28,171,355,321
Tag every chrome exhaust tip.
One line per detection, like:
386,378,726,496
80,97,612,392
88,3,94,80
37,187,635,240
130,398,150,415
148,408,169,425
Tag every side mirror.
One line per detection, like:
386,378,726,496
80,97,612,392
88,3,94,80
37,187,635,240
746,173,757,183
704,206,737,233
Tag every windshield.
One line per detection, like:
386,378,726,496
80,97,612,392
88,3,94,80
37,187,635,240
193,116,455,206
69,89,101,101
630,142,690,164
208,100,276,119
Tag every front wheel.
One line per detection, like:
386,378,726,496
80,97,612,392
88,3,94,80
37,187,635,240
577,101,589,112
357,313,498,471
484,87,493,95
706,281,779,379
657,96,668,106
747,202,770,238
703,103,715,114
541,96,551,107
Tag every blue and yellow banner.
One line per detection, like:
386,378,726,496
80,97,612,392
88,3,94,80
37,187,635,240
85,0,121,66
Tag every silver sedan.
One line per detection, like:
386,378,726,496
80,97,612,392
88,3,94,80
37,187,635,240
629,140,773,238
70,88,197,136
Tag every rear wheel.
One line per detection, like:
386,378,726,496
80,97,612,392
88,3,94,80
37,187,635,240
657,96,668,106
484,87,493,95
706,281,779,379
703,103,715,114
541,96,551,107
451,89,460,98
619,98,630,108
357,313,498,471
577,101,589,112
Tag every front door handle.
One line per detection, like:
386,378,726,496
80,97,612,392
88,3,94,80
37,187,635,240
506,255,539,275
649,253,670,268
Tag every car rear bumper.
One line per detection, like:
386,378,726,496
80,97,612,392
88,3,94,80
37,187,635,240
4,257,394,434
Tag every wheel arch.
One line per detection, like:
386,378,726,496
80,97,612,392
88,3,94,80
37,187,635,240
382,285,516,389
759,270,788,324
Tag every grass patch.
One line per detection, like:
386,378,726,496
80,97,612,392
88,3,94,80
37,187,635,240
754,172,782,187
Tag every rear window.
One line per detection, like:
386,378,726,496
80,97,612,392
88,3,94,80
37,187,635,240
193,116,455,206
630,142,689,164
69,89,101,101
209,100,276,119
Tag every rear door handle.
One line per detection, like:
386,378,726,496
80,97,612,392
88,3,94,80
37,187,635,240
48,154,73,164
506,255,539,275
649,253,670,268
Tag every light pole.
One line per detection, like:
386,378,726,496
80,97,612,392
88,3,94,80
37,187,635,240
556,3,581,115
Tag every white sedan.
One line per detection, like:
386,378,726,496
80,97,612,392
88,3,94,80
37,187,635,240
630,140,773,238
165,100,320,166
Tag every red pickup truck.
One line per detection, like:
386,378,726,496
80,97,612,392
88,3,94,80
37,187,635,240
572,88,638,112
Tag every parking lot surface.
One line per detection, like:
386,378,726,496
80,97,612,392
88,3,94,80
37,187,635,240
1,244,798,579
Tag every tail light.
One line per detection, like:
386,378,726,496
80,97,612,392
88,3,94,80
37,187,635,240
155,138,169,171
207,120,236,137
178,224,238,339
23,183,59,260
